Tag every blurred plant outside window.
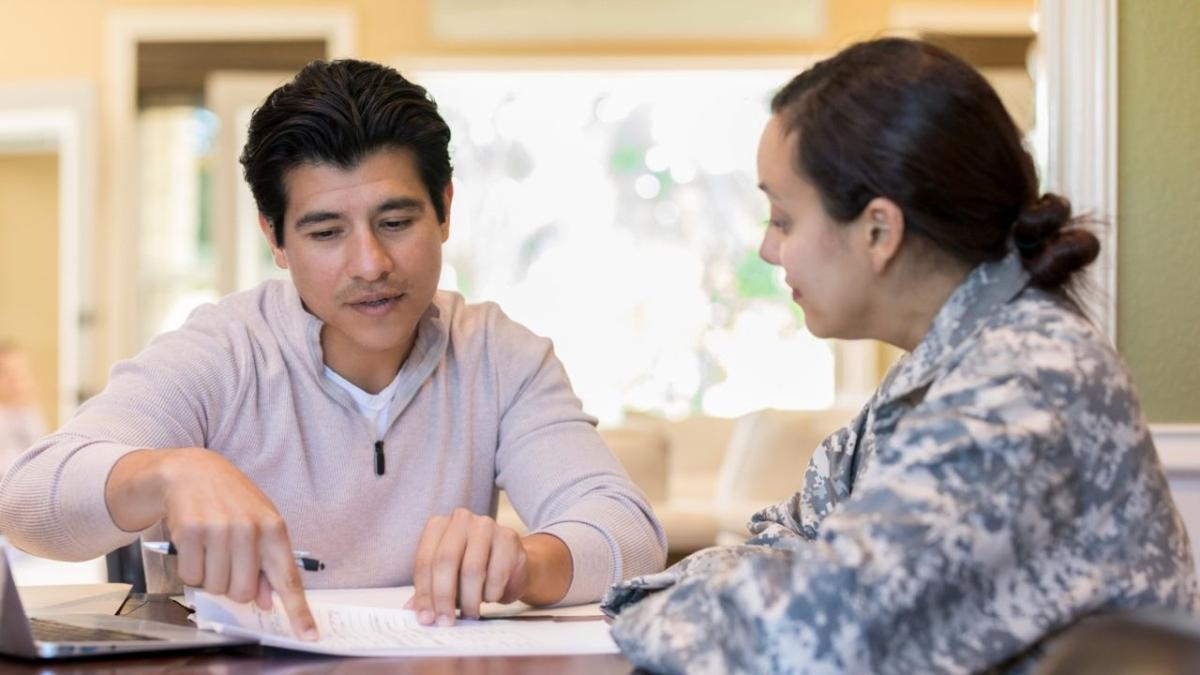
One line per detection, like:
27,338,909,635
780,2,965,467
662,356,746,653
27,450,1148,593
137,68,837,424
415,68,834,423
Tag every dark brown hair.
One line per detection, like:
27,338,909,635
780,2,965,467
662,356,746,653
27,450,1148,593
771,38,1099,291
240,59,453,245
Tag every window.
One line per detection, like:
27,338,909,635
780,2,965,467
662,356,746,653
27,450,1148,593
416,68,836,422
137,106,220,344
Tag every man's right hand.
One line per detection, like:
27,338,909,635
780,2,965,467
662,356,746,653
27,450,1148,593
105,448,318,640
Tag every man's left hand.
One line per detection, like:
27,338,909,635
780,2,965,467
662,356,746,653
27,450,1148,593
407,508,571,625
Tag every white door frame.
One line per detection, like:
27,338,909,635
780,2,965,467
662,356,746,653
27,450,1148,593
0,83,96,423
1040,2,1200,476
1156,427,1200,475
104,8,356,360
1038,0,1119,341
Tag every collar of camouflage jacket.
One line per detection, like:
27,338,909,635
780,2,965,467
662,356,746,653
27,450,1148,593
875,250,1031,406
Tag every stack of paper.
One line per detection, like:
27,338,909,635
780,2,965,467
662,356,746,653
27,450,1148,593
189,588,619,657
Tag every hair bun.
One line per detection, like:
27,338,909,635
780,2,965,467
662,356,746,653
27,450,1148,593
1013,194,1071,253
1014,193,1100,290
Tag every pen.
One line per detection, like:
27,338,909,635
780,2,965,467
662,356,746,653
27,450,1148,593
141,540,326,572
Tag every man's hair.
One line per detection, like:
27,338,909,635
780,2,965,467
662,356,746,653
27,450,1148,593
239,59,453,244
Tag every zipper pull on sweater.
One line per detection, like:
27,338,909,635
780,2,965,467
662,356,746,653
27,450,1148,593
374,440,385,476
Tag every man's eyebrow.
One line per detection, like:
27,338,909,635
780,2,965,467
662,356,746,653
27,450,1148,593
374,197,424,215
295,211,342,229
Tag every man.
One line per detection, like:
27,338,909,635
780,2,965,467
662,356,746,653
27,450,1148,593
0,59,666,640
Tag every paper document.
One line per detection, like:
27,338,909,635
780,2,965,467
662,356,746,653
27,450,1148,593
303,586,605,618
178,586,605,618
190,589,618,657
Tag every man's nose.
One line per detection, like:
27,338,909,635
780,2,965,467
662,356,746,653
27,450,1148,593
349,228,394,280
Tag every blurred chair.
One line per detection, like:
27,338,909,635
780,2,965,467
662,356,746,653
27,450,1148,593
627,414,737,554
597,426,670,505
714,408,850,545
1034,611,1200,675
494,425,671,536
495,409,852,556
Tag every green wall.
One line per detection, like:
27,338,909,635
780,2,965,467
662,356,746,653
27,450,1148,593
1117,0,1200,423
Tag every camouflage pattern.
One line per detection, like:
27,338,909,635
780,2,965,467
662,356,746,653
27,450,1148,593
602,252,1198,674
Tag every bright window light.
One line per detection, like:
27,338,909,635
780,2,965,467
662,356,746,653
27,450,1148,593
417,68,835,422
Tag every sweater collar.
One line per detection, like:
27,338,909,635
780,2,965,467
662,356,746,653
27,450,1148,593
276,281,449,408
876,251,1030,405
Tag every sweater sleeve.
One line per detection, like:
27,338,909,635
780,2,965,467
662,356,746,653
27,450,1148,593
0,305,237,561
488,309,667,605
607,371,1070,674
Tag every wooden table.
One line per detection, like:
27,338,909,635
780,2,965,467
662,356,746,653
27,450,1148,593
1,594,636,674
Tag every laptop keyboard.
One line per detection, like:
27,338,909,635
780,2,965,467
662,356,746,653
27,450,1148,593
30,617,163,643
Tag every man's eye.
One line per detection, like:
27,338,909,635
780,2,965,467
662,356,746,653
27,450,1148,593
381,219,413,230
310,229,339,240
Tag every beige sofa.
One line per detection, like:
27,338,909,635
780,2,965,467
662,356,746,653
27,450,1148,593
711,408,853,546
496,408,853,555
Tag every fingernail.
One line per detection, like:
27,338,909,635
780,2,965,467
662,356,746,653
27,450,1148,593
419,609,434,624
436,614,453,627
303,627,318,641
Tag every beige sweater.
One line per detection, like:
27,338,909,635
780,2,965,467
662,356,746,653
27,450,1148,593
0,281,666,604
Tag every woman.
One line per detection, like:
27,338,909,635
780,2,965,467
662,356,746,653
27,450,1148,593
602,38,1197,674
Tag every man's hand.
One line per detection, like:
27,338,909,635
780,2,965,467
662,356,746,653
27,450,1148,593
407,508,572,626
105,448,318,640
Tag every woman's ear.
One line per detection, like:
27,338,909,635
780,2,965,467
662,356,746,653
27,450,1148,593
258,213,289,270
860,197,905,274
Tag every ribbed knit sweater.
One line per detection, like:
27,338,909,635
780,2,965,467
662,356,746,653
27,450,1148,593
0,281,666,604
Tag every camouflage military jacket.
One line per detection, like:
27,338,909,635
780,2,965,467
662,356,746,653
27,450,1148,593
602,253,1197,674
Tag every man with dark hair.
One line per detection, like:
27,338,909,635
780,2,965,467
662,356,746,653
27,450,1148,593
0,59,666,640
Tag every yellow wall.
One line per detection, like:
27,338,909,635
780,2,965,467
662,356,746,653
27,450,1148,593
0,153,59,427
0,0,1038,80
1117,0,1200,423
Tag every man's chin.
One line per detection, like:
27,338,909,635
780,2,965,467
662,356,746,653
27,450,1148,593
347,326,419,354
319,315,419,354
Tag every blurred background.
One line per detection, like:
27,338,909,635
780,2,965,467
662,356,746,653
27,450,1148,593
1,0,1196,584
0,0,1043,429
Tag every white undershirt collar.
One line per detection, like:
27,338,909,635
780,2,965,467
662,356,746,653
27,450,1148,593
323,366,403,439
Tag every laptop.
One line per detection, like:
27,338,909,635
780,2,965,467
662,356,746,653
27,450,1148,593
0,545,252,659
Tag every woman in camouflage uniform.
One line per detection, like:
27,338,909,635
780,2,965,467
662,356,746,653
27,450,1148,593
602,38,1197,674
